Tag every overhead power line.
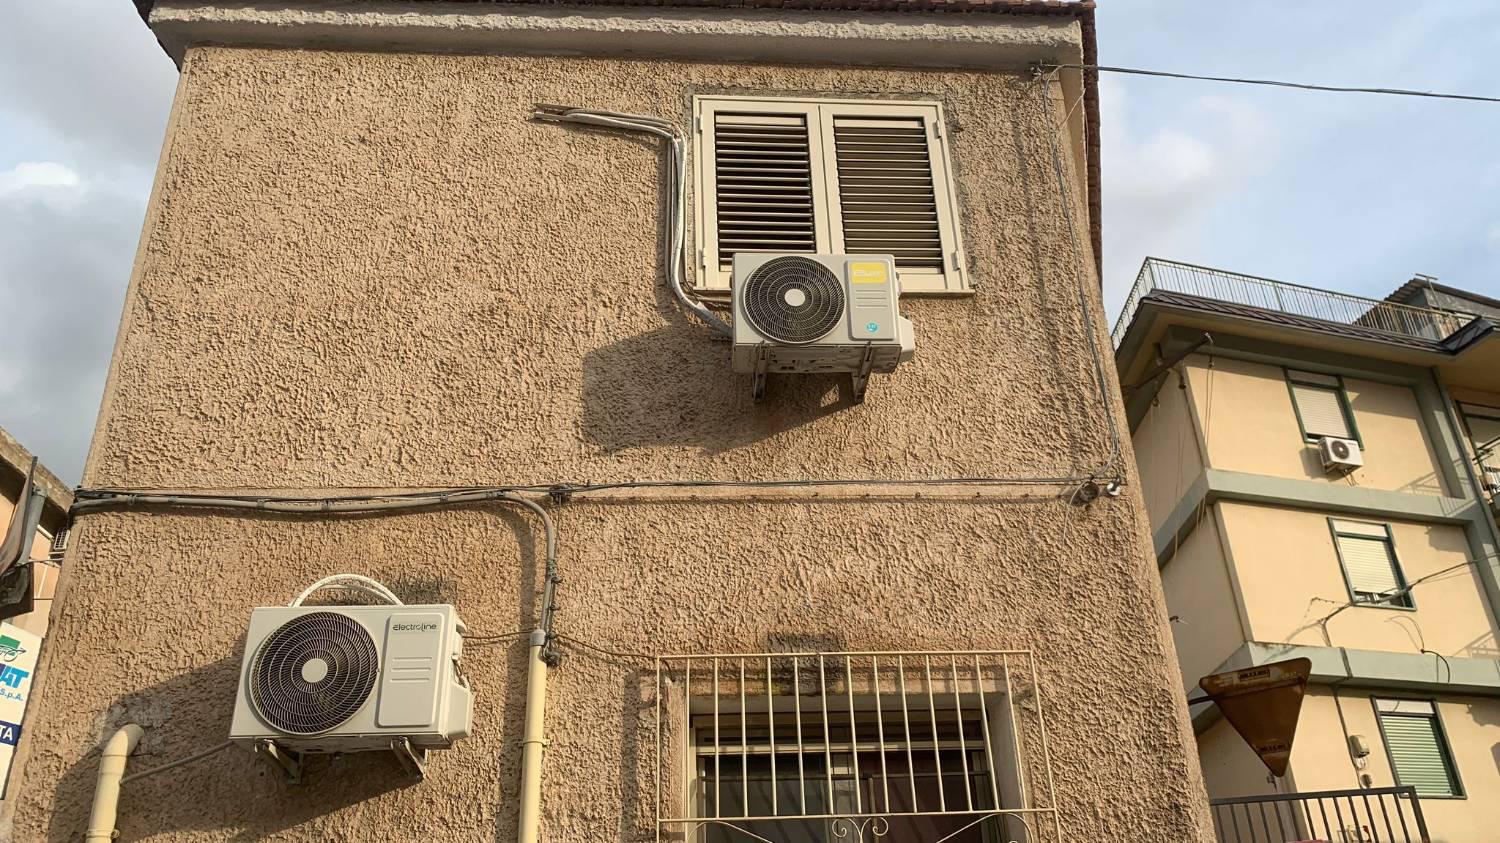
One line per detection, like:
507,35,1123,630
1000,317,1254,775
1045,64,1500,104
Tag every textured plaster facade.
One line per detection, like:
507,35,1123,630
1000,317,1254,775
13,42,1212,841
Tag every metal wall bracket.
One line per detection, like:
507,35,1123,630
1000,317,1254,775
751,345,770,402
851,345,877,403
391,737,427,781
254,739,303,785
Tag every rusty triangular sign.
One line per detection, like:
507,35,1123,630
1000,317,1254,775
1199,657,1311,777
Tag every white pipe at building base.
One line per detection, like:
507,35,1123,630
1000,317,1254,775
86,724,144,842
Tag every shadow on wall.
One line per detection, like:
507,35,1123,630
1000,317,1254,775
43,651,416,841
580,324,859,453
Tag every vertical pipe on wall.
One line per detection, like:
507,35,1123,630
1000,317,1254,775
85,724,143,843
515,631,551,843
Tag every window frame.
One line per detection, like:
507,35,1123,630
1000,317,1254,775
1371,696,1465,800
1327,518,1414,610
1284,368,1362,445
1457,401,1500,491
692,94,969,296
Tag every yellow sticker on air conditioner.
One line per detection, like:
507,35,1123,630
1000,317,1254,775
848,261,889,284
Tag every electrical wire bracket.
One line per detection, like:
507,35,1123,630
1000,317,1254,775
253,739,303,785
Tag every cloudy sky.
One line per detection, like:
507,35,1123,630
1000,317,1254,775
2,1,1498,485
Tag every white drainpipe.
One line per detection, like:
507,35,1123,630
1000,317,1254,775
86,724,143,842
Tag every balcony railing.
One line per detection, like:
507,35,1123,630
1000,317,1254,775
1112,258,1474,348
1211,786,1430,843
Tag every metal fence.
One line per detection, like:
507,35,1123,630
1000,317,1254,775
1211,786,1430,843
1111,258,1473,348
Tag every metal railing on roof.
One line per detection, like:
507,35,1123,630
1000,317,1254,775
1111,258,1474,348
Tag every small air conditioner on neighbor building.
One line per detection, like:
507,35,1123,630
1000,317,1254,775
1319,436,1364,472
732,253,914,401
230,604,472,779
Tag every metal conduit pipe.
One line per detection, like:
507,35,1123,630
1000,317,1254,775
533,105,734,338
497,494,560,843
85,724,143,843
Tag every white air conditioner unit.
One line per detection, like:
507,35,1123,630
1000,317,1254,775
1319,436,1364,471
230,604,472,775
732,253,914,401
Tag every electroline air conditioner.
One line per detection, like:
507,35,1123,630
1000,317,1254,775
732,253,914,401
1319,436,1364,472
229,603,473,779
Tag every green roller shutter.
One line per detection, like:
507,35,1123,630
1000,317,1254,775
1379,709,1460,798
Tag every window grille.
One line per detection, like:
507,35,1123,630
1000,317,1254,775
1329,520,1411,608
694,96,967,295
1457,402,1500,492
1285,369,1356,442
47,528,69,563
654,649,1060,843
1374,699,1462,798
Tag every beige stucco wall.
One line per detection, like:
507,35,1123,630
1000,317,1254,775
1197,716,1275,800
12,45,1213,841
1290,688,1500,843
1217,501,1498,657
1185,356,1450,495
1130,362,1205,527
1159,508,1245,692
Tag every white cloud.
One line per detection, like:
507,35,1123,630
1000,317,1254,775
1487,224,1500,251
1099,78,1279,314
0,161,83,195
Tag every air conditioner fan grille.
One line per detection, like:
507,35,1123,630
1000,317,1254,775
250,611,379,735
742,256,845,345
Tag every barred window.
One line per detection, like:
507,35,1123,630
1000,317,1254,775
656,651,1056,843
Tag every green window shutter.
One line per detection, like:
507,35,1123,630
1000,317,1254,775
1380,713,1459,797
1331,521,1406,605
1290,382,1352,439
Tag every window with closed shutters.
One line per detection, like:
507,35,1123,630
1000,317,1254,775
712,112,820,259
695,96,966,295
1330,519,1411,608
1286,369,1357,442
1375,699,1462,798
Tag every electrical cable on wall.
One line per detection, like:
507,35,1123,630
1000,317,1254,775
1043,63,1500,104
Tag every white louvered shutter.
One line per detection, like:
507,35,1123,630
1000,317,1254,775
1332,521,1403,603
829,115,944,269
711,112,818,266
1377,702,1459,797
1288,372,1352,439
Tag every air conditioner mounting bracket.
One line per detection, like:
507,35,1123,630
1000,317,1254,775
254,738,303,785
392,737,428,781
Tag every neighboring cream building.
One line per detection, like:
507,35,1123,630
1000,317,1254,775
8,1,1221,841
0,426,72,807
1115,258,1500,842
